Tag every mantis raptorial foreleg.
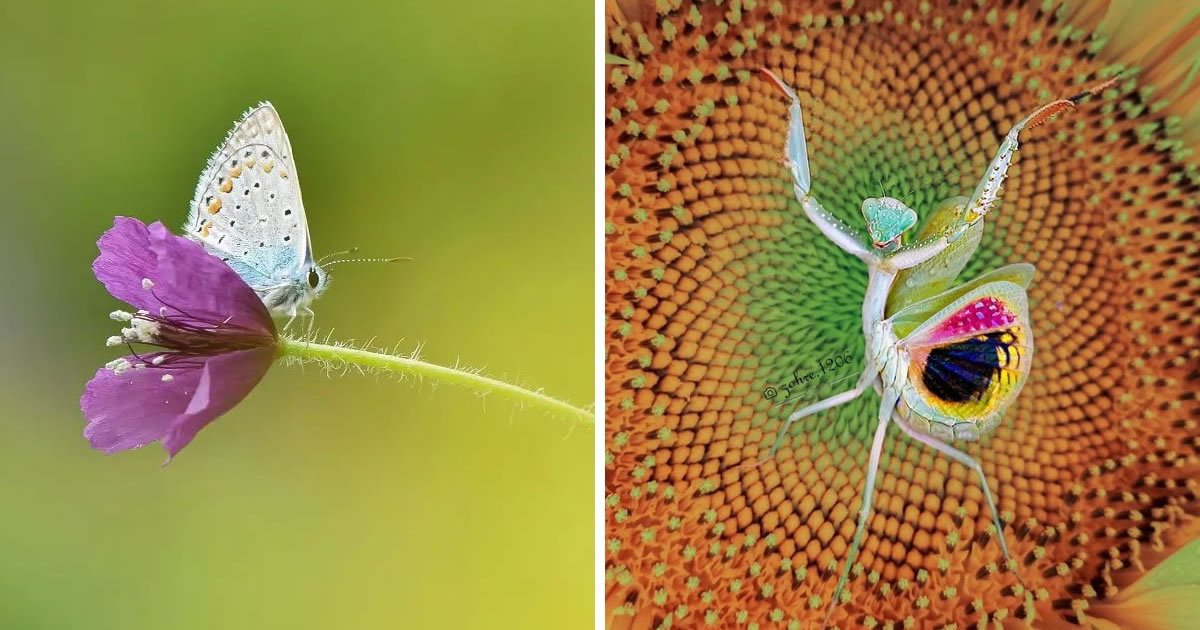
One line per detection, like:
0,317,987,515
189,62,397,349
759,68,812,195
760,69,874,261
956,77,1120,231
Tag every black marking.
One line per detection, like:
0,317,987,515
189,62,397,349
232,159,238,167
259,242,265,247
218,236,225,244
229,220,236,226
254,182,260,188
261,150,269,158
205,195,212,204
284,208,290,215
922,331,1018,403
270,194,276,200
284,235,291,242
243,189,250,195
244,150,251,157
218,177,224,183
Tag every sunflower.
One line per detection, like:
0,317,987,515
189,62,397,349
604,0,1200,627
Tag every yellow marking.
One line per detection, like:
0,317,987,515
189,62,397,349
201,220,213,237
245,158,256,168
229,166,242,179
220,179,232,193
280,170,289,179
263,161,274,174
207,199,222,214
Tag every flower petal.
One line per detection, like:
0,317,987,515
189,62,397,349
81,348,274,458
92,217,161,313
92,217,274,336
145,222,274,336
81,354,204,454
161,347,276,459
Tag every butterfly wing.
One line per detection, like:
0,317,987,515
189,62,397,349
184,103,312,291
885,196,984,317
896,280,1033,439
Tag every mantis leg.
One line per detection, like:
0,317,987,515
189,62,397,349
759,69,872,261
958,77,1118,231
821,387,900,630
766,363,876,458
893,417,1026,588
759,68,810,195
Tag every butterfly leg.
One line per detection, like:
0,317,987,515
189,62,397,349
766,362,876,459
821,387,899,630
282,312,297,332
303,306,316,340
893,418,1026,588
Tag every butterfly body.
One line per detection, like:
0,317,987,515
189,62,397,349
184,102,327,325
757,68,1110,628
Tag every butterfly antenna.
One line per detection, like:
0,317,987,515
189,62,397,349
325,256,413,267
318,247,359,264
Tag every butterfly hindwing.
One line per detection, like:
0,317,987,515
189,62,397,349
897,280,1033,432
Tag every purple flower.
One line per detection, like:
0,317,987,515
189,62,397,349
81,217,278,460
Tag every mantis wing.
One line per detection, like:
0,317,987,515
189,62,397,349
885,196,983,317
897,280,1034,439
889,263,1035,340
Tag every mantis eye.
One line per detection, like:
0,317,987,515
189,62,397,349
307,268,320,289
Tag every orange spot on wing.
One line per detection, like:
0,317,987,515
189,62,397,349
245,158,256,169
229,166,242,179
263,161,274,174
207,199,222,214
200,220,213,237
220,179,232,193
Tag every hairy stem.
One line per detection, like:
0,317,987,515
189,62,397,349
277,336,594,423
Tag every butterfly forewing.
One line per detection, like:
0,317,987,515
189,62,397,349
184,103,311,291
898,280,1033,430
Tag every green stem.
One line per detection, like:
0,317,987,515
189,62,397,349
277,336,594,423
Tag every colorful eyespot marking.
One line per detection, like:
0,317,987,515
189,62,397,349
922,330,1022,403
903,289,1032,423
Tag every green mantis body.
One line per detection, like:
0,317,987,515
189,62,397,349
760,69,1112,628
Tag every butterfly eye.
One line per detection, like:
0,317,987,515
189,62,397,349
307,268,320,289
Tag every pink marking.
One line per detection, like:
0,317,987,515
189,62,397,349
925,296,1015,344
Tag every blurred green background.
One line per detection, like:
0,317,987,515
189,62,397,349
0,1,591,628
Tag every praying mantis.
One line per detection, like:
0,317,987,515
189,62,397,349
759,69,1115,628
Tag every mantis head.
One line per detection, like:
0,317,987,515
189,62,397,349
861,197,918,250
